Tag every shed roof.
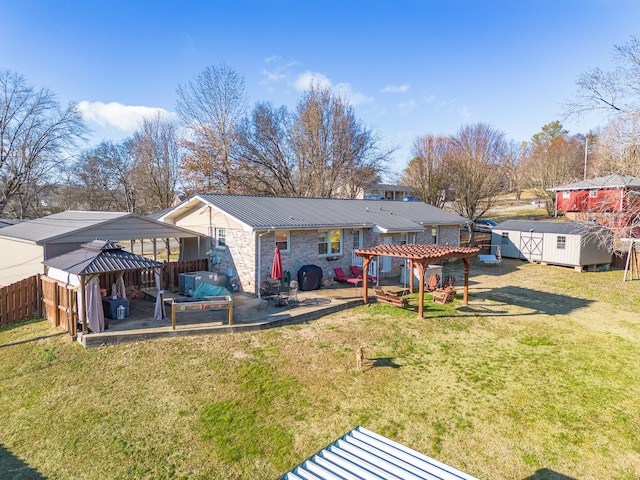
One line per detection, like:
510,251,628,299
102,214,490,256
161,194,469,232
44,240,162,275
0,210,203,244
547,174,640,191
494,219,604,235
279,426,479,480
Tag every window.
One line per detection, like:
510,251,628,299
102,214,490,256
557,235,566,250
352,230,362,250
430,227,438,244
318,230,342,256
216,228,226,248
589,189,598,198
562,190,570,199
275,231,290,252
501,232,509,245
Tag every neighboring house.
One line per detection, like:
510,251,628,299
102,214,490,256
0,211,204,286
491,220,612,271
156,194,469,295
548,174,640,226
356,183,416,201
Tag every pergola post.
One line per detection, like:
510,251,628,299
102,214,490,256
408,259,415,293
416,262,426,318
462,258,470,305
362,257,372,303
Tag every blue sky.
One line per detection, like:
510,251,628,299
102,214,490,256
2,0,639,177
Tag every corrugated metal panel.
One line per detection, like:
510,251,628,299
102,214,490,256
495,220,596,235
547,174,640,191
44,241,162,275
0,211,128,242
279,426,481,480
168,195,468,232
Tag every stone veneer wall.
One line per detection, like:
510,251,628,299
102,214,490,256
208,225,462,296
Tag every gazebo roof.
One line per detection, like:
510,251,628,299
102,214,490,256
44,240,163,275
355,244,479,262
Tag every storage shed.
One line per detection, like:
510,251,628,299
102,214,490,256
491,220,612,271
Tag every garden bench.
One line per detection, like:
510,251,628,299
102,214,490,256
373,287,408,308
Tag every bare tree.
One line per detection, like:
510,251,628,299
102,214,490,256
73,141,135,211
589,119,640,177
235,102,297,196
129,114,181,213
568,36,640,122
448,123,509,221
402,135,450,207
176,64,248,194
0,70,87,216
290,84,387,198
521,121,585,215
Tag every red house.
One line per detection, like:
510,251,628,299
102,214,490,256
548,175,640,233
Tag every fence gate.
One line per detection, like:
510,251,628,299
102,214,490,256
41,276,77,337
520,231,544,262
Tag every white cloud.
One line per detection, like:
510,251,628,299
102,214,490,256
77,101,177,131
381,83,410,93
398,99,416,114
294,71,332,91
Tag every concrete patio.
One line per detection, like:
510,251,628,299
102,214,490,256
77,279,378,348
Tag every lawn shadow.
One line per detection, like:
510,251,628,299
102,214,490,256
0,331,65,350
364,357,402,371
475,286,592,316
522,468,578,480
0,443,48,479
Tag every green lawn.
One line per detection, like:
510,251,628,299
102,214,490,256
1,261,639,479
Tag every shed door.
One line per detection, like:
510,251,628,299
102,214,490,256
520,232,543,261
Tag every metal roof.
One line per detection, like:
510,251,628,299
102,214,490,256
547,174,640,191
164,194,469,232
279,426,480,480
0,210,203,244
0,211,129,242
43,240,163,275
494,220,604,235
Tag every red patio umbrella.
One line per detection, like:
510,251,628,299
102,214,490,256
271,247,283,281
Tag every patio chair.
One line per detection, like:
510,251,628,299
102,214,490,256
432,286,456,305
334,267,362,287
259,287,277,309
350,265,377,283
443,275,456,288
288,280,299,304
426,274,440,292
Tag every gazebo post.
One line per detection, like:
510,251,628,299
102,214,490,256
462,258,470,305
80,274,88,333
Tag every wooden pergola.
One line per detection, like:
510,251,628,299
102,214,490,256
355,244,480,318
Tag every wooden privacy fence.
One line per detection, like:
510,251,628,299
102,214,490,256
0,274,41,326
163,258,209,290
41,276,77,338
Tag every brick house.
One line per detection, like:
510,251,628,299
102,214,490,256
156,194,469,295
548,175,640,229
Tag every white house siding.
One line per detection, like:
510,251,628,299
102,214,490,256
0,238,44,286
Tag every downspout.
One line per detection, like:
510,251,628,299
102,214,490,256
257,229,273,298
